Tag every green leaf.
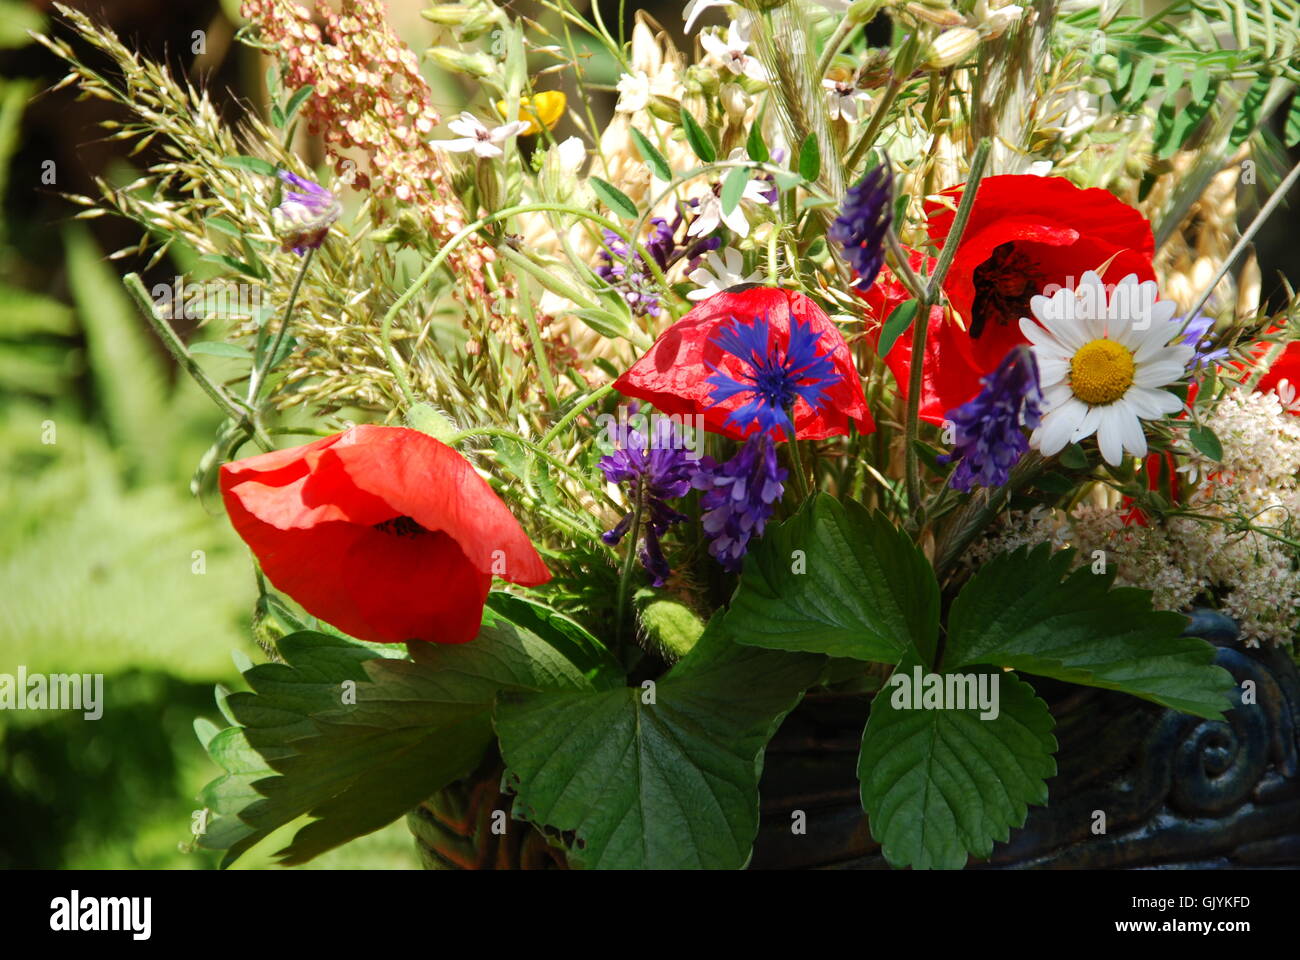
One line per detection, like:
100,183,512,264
64,225,172,482
877,299,919,359
721,494,940,665
1189,424,1223,462
944,546,1235,718
589,176,638,219
1125,56,1156,107
720,166,750,215
209,609,603,866
745,121,769,163
798,133,821,182
1058,443,1090,470
680,107,716,163
496,621,822,868
1287,92,1300,148
283,84,315,124
224,155,277,177
1230,76,1272,148
1189,65,1210,102
630,127,672,183
189,341,252,359
859,651,1057,869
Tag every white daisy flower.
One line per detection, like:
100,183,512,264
1021,271,1193,466
431,113,530,158
687,248,761,300
687,168,770,239
700,22,769,83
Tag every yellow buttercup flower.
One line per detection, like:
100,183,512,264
495,91,566,136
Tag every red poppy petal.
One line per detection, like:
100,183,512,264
314,425,550,586
226,486,491,643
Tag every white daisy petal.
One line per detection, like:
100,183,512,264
1116,406,1148,458
1095,406,1126,465
1037,398,1089,455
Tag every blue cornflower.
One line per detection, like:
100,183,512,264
692,433,787,572
939,345,1043,492
705,313,838,440
599,418,700,586
829,162,892,289
271,170,341,255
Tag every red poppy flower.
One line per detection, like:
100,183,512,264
220,425,549,645
859,247,963,425
1249,333,1300,409
612,285,872,440
873,175,1157,423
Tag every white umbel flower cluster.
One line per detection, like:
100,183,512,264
966,389,1300,647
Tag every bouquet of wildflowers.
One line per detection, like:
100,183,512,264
41,0,1300,869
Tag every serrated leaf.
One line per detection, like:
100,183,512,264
630,127,672,183
720,166,750,215
745,121,769,163
859,652,1057,869
721,494,940,665
798,133,821,182
943,545,1235,718
207,607,604,866
1189,424,1223,461
589,176,638,219
877,299,918,359
496,621,822,869
680,107,716,163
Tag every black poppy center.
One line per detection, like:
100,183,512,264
970,242,1043,339
373,515,430,538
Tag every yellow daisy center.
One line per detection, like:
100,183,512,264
1070,338,1135,405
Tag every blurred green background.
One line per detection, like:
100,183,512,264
0,0,434,870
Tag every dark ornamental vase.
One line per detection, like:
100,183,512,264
408,611,1300,869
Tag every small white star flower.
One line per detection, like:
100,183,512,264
700,22,769,83
432,112,530,158
1022,271,1193,466
823,78,869,122
687,248,761,300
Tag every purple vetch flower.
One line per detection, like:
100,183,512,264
705,313,838,440
1178,314,1229,371
829,162,892,290
595,211,719,318
938,345,1043,491
692,432,787,572
598,418,700,586
271,170,342,255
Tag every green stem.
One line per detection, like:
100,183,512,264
517,271,560,408
122,273,271,451
904,138,991,516
815,13,861,79
614,481,646,650
444,425,609,496
540,382,617,446
784,408,810,501
248,247,314,404
845,74,903,175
